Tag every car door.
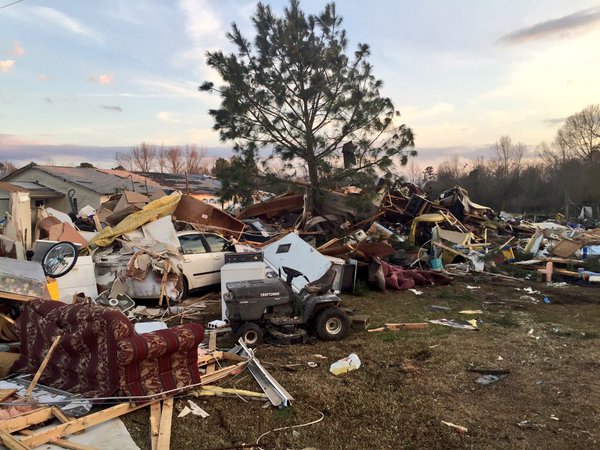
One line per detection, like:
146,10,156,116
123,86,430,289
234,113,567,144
201,233,233,284
178,233,214,290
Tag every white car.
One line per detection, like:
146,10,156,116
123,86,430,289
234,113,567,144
177,230,235,298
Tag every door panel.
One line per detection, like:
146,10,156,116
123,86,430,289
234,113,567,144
202,234,231,283
179,234,213,289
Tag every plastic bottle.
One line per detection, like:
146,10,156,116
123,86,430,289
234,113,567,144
329,353,361,375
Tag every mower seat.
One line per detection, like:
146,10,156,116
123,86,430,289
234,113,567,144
304,267,336,294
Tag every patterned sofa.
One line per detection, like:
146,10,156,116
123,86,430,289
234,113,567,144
12,299,204,398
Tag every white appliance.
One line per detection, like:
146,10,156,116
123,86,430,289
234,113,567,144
56,256,98,304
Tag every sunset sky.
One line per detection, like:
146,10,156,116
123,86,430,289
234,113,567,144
1,0,599,169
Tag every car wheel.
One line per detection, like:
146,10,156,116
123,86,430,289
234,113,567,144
176,277,189,302
316,307,350,341
236,322,264,347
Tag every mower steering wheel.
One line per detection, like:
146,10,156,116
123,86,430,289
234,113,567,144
281,266,304,279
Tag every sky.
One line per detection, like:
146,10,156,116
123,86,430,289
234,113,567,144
1,0,599,170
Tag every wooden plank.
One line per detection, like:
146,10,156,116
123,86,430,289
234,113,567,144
52,407,73,424
149,401,162,450
385,323,429,330
201,361,247,385
197,351,225,367
0,407,54,433
24,335,61,398
367,327,386,333
156,398,173,450
0,430,28,450
206,332,217,375
0,389,17,402
221,352,249,363
0,292,35,302
20,402,153,448
20,429,99,450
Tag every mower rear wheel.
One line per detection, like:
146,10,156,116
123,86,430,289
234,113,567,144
316,307,350,341
236,322,264,347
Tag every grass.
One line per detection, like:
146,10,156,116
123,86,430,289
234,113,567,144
492,311,520,328
123,277,600,450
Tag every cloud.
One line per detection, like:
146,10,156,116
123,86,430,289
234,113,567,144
401,102,455,120
157,112,179,123
90,74,113,85
175,0,229,81
498,6,600,45
543,117,566,126
30,6,104,43
136,78,199,97
100,105,123,112
0,60,15,73
38,74,52,81
11,43,25,56
45,97,52,103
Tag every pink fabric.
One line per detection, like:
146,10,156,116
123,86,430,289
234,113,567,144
377,259,452,291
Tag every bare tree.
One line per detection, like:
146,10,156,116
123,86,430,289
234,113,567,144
437,155,466,184
115,151,134,171
405,160,422,185
165,146,185,174
184,144,207,174
555,104,600,161
493,135,525,181
156,144,167,173
131,142,156,172
0,161,17,178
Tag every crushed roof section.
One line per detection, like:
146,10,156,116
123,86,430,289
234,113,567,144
139,172,221,194
33,166,165,195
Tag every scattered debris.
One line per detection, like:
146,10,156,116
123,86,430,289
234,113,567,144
441,420,468,433
428,319,478,330
178,400,209,418
330,353,362,375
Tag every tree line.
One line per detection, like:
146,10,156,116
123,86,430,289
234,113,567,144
115,143,211,175
427,104,600,219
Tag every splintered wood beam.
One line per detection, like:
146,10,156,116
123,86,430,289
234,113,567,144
19,429,99,450
206,332,217,375
150,401,162,450
51,407,73,424
385,323,429,330
20,401,154,448
24,335,62,398
0,389,17,402
156,398,173,450
0,430,28,450
200,361,248,385
0,407,54,433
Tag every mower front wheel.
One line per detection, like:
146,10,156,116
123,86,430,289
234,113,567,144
236,322,264,347
316,307,350,341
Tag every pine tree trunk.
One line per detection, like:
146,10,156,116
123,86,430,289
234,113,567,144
306,157,322,215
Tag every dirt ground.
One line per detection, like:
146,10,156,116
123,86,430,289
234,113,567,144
123,275,600,450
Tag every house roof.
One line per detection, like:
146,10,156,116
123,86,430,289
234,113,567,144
4,164,167,196
0,181,64,199
138,172,221,195
0,181,26,193
9,181,64,199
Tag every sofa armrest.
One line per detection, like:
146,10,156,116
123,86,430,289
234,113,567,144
116,323,203,366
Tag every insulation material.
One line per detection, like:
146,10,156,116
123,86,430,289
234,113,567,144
91,192,182,247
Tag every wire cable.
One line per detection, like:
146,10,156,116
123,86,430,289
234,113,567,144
255,401,325,449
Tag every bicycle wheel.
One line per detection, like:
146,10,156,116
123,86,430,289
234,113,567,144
42,242,78,278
